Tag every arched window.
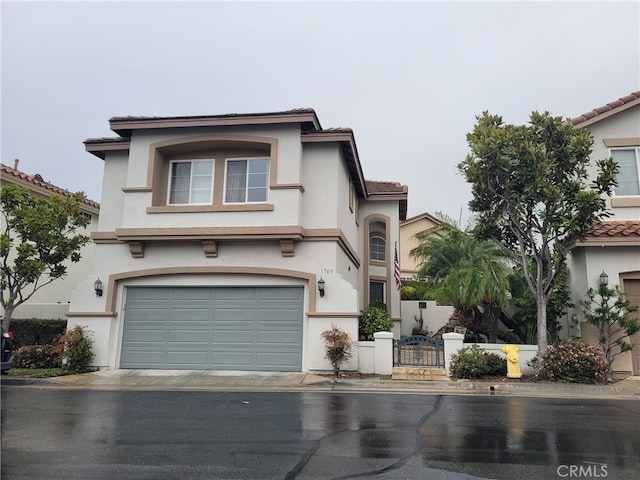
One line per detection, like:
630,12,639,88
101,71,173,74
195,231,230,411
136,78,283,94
370,236,386,261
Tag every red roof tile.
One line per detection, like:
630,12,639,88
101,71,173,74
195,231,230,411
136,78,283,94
572,91,640,126
0,163,100,209
587,221,640,238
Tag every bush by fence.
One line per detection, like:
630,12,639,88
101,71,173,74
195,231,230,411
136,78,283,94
9,319,67,349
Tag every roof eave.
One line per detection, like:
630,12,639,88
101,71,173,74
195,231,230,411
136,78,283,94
109,110,322,137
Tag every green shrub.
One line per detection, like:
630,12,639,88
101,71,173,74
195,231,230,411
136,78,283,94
13,344,62,369
57,325,95,374
358,303,393,341
449,344,507,379
532,338,607,384
9,318,67,349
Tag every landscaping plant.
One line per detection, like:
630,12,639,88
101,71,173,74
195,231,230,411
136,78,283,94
532,338,608,384
321,325,353,378
56,325,95,374
13,344,62,370
358,303,393,341
581,284,639,381
449,344,506,379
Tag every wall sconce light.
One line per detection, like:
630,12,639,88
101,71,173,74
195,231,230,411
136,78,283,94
94,278,103,297
318,277,325,297
599,270,608,287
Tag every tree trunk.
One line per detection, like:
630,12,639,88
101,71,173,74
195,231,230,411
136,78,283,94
536,292,548,359
2,306,14,332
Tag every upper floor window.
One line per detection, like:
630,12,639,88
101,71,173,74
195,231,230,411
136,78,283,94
370,236,386,261
225,157,270,203
168,160,213,204
611,148,640,196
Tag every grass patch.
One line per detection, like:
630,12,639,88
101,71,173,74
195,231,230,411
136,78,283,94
5,368,66,378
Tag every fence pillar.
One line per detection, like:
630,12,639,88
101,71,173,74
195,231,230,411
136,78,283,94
374,331,393,375
442,332,464,377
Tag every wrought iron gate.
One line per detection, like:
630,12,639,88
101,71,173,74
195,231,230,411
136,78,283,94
394,335,444,367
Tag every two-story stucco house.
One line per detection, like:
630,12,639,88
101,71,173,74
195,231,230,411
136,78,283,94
1,160,99,320
568,91,640,376
67,109,408,372
399,212,444,281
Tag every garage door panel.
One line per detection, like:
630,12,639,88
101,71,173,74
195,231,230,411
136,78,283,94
212,330,255,343
214,308,257,322
257,331,300,344
215,288,258,301
169,309,212,321
258,288,301,300
122,351,166,365
259,310,301,322
168,330,211,342
211,351,254,367
122,287,302,370
125,330,167,342
166,351,209,366
256,352,300,368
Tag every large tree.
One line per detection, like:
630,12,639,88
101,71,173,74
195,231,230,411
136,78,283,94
1,184,91,331
458,111,619,357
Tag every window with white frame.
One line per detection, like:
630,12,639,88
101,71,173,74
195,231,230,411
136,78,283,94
168,160,213,204
225,157,270,203
370,236,386,261
611,148,640,196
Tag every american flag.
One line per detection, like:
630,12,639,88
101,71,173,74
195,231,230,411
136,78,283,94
394,242,401,290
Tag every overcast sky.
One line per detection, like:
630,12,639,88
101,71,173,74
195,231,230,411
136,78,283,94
2,1,639,223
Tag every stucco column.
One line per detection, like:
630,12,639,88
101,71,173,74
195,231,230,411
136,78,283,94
443,332,464,376
374,331,394,375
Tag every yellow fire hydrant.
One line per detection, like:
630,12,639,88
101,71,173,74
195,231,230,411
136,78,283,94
501,344,522,379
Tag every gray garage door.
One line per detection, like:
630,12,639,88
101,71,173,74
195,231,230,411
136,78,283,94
121,287,303,371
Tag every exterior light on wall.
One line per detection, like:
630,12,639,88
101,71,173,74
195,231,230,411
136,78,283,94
599,270,608,287
94,278,103,297
318,277,325,297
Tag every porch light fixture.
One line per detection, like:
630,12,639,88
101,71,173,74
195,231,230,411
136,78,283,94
94,278,103,297
599,270,608,287
318,277,325,297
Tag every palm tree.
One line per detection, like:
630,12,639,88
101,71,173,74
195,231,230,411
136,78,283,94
411,227,511,342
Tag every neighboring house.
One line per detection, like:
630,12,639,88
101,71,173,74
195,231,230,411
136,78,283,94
0,160,99,319
568,91,640,376
399,212,444,280
67,109,408,372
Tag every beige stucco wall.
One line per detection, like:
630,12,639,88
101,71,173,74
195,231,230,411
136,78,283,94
399,215,440,279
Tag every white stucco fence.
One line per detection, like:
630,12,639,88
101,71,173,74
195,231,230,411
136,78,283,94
442,332,537,377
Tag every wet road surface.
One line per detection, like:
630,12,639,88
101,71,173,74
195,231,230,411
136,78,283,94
1,388,638,479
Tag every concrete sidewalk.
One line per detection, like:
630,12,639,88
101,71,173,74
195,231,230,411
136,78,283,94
3,369,640,399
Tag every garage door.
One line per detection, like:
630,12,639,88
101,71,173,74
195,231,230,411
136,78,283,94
120,287,303,371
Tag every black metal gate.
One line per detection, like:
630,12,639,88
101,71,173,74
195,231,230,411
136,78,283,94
394,335,444,367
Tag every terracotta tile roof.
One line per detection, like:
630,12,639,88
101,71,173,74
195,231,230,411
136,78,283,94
109,108,322,137
572,91,640,126
587,221,640,238
365,180,408,194
0,163,100,209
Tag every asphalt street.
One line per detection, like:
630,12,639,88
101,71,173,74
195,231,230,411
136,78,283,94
2,388,638,479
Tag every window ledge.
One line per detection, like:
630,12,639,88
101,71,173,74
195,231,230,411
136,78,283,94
147,204,274,213
611,197,640,208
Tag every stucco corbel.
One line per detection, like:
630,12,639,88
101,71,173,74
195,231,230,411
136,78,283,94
280,240,295,257
128,241,145,258
202,240,218,257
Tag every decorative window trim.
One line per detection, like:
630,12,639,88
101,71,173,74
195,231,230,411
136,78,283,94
610,147,640,197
